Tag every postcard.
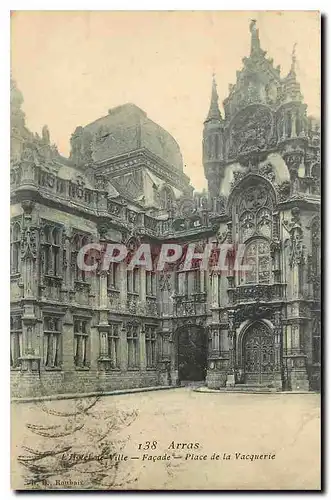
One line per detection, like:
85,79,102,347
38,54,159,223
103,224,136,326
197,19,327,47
10,10,321,490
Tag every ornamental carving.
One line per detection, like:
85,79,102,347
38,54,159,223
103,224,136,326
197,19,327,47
235,304,273,325
228,105,273,159
287,208,305,268
159,271,172,292
21,226,38,260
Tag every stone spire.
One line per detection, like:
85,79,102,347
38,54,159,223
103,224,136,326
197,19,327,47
283,43,303,102
289,43,297,77
205,74,222,123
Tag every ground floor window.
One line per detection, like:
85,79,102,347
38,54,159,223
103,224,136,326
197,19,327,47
43,316,62,368
145,326,157,368
105,323,120,369
127,324,139,369
10,316,22,368
74,318,89,368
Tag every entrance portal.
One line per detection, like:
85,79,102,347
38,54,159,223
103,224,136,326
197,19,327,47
177,326,207,382
243,322,275,384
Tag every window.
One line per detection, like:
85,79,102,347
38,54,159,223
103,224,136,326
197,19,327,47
160,186,174,210
41,225,61,276
127,324,139,369
127,268,139,293
10,316,22,368
74,319,89,368
243,239,271,284
43,316,61,368
145,326,157,368
146,271,156,296
72,233,90,282
193,269,201,293
177,271,189,295
100,323,120,369
11,222,21,275
107,262,119,290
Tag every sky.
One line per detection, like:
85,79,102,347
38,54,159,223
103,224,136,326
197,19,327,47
11,11,320,190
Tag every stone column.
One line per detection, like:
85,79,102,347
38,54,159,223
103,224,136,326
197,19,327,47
226,309,236,387
210,272,219,307
283,209,310,391
273,309,283,390
139,267,146,314
119,262,127,312
119,324,127,371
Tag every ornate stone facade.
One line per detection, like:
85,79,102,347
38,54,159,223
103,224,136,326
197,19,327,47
11,21,320,397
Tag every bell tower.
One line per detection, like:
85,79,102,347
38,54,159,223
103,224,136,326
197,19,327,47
203,75,224,197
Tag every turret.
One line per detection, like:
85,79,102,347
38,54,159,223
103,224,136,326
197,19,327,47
279,44,308,141
203,75,224,197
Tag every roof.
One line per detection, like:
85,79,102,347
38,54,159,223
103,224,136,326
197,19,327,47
84,103,183,171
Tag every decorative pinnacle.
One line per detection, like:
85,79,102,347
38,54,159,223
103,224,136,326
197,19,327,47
290,42,297,74
250,19,261,55
205,74,222,123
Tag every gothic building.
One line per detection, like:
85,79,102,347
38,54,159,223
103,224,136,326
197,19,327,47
10,21,321,397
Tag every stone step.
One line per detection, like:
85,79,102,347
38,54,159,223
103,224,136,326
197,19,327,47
226,384,279,393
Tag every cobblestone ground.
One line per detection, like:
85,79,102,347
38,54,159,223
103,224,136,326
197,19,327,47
11,388,320,490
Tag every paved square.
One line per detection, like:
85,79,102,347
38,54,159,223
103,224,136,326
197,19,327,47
11,388,321,490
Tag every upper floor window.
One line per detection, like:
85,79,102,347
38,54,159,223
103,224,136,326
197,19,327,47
107,262,120,290
146,271,156,296
72,233,90,282
242,239,271,285
127,267,139,294
160,186,174,210
41,224,62,276
10,222,21,275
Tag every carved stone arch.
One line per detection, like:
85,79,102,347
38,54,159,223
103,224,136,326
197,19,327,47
236,318,274,358
236,319,275,384
227,174,277,216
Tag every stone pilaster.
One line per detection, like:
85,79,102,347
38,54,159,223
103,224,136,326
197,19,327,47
19,200,40,373
139,324,146,370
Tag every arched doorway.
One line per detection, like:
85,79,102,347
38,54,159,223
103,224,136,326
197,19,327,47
177,325,207,382
243,322,275,384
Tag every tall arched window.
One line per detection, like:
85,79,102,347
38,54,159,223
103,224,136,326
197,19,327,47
10,222,21,274
237,184,274,243
71,233,91,282
243,239,271,284
41,223,62,276
235,182,274,286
